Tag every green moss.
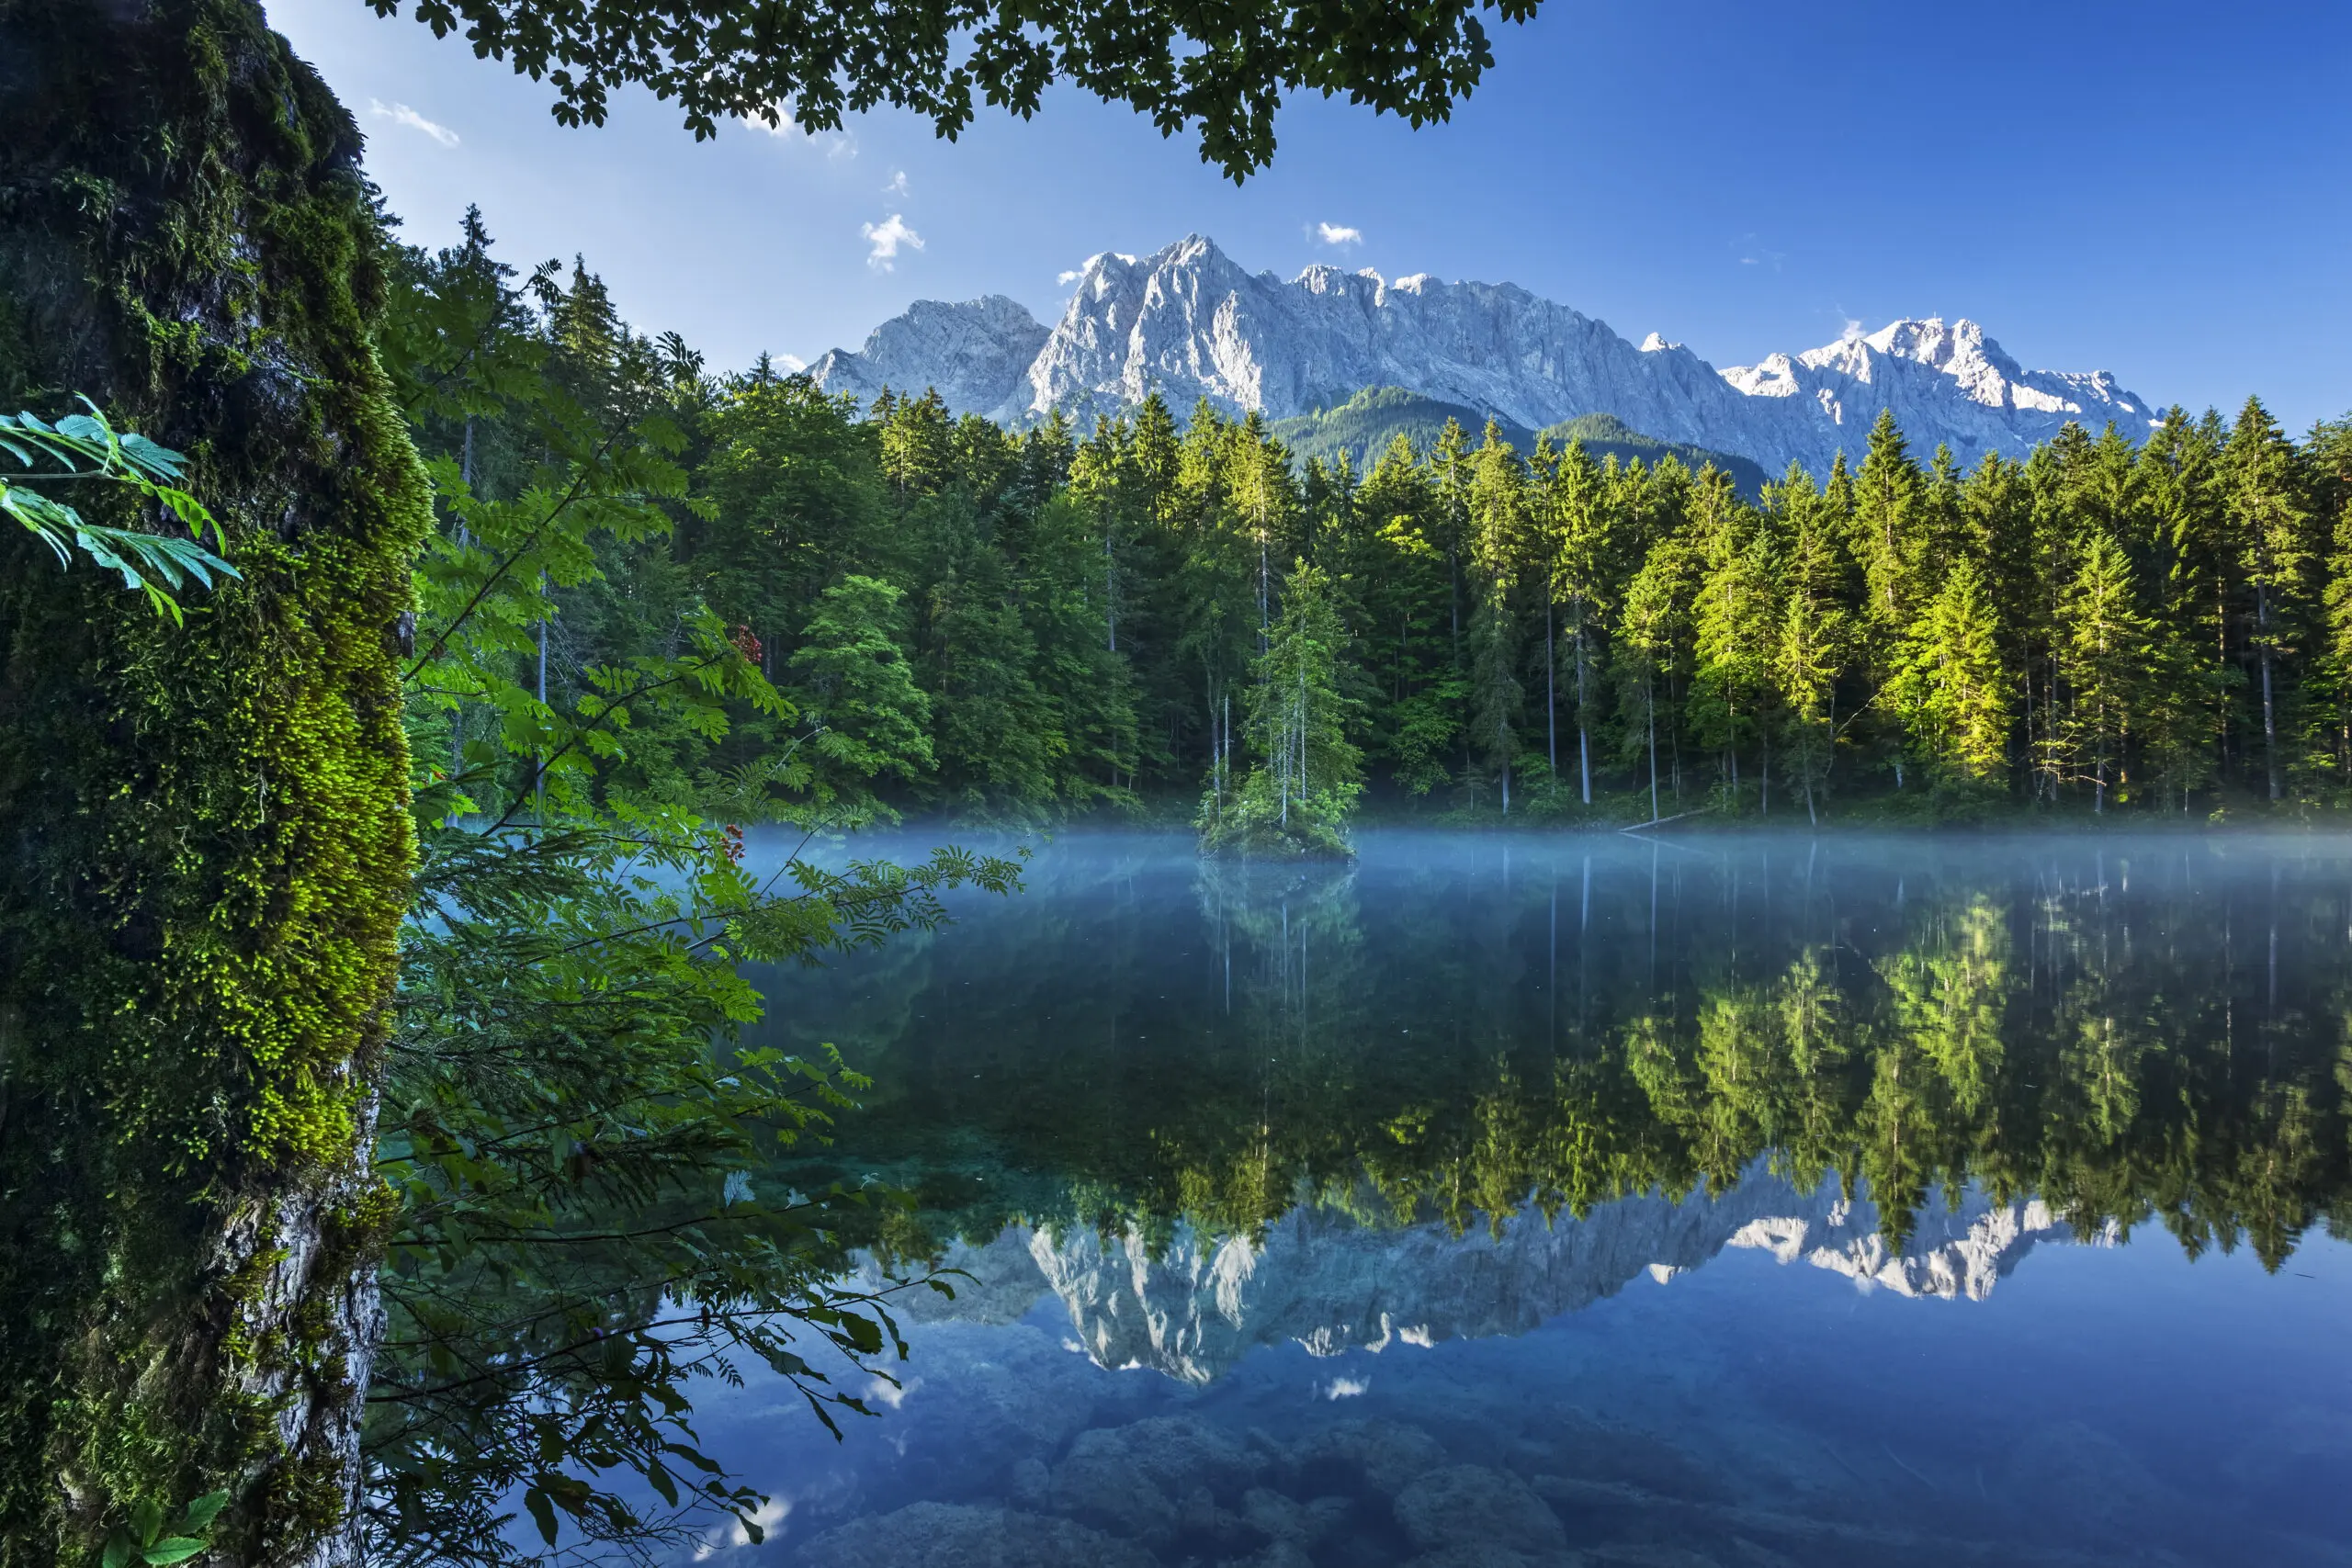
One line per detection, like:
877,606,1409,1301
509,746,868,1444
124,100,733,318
0,0,428,1561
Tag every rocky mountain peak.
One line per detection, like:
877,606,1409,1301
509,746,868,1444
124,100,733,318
808,235,2159,473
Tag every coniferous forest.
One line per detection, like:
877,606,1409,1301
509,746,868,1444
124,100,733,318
26,4,2348,1567
404,217,2352,852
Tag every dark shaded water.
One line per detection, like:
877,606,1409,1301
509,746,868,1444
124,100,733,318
705,833,2352,1568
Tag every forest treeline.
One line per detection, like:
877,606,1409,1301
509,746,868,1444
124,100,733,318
411,217,2352,831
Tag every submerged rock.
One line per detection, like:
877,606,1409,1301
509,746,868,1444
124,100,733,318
794,1501,1156,1568
1403,1548,1585,1568
1239,1486,1353,1549
1046,1415,1266,1544
2000,1419,2165,1540
1276,1416,1449,1495
1226,1545,1319,1568
1394,1464,1568,1557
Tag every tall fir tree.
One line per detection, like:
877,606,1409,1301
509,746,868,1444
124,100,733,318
2058,533,2154,811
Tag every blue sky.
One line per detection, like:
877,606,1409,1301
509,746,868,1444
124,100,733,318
273,0,2349,430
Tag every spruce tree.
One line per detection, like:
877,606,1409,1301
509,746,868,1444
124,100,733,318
1770,468,1851,822
2138,411,2232,807
1897,558,2010,791
1853,411,1928,636
2312,417,2352,784
1465,422,1529,810
1353,436,1458,795
1546,439,1613,806
2060,532,2154,811
2224,397,2313,801
1200,560,1363,857
1616,539,1692,820
786,575,936,793
1690,468,1774,809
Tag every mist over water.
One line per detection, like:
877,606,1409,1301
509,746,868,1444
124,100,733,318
704,831,2352,1567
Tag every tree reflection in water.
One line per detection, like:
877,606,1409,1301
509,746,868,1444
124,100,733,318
754,833,2349,1271
713,834,2352,1568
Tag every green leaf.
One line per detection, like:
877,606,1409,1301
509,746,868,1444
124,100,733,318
139,1539,206,1565
523,1487,559,1545
179,1492,231,1534
131,1498,164,1549
102,1534,134,1568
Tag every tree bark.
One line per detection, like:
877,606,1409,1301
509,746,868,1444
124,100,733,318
0,3,424,1563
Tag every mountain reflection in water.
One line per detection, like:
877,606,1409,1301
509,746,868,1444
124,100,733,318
711,833,2352,1568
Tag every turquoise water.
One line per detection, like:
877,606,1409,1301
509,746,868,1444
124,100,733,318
707,833,2352,1567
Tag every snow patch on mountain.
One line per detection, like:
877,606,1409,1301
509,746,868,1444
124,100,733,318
845,1171,2098,1387
809,235,2159,474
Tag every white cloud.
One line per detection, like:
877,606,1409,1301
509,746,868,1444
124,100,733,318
863,1374,922,1410
861,214,923,271
775,353,808,374
884,169,910,196
368,99,458,149
743,106,855,157
730,1498,788,1549
1314,221,1363,247
1057,268,1082,286
1321,1376,1370,1400
693,1497,789,1560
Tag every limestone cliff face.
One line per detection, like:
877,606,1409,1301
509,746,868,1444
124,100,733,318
810,235,2158,473
871,1173,2098,1386
806,294,1048,419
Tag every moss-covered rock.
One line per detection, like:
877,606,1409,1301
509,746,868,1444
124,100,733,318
0,2,426,1562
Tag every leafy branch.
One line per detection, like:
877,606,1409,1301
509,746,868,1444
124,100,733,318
0,399,237,624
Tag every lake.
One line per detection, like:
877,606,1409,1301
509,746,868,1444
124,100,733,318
707,831,2352,1568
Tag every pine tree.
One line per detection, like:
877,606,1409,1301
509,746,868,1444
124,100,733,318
1546,438,1613,806
910,491,1061,814
1201,560,1363,857
2311,416,2352,786
2060,532,2154,811
2137,411,2232,807
1853,410,1928,638
1616,539,1692,820
1897,558,2009,791
1689,468,1774,810
692,374,891,660
1355,436,1458,795
1465,422,1529,811
1770,468,1851,822
786,575,934,795
2224,397,2313,801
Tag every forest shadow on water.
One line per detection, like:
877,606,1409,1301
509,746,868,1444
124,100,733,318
704,829,2352,1568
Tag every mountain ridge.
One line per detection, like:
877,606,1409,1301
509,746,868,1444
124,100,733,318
849,1169,2092,1387
808,234,2161,475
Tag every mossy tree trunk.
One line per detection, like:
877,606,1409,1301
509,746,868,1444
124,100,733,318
0,2,425,1562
